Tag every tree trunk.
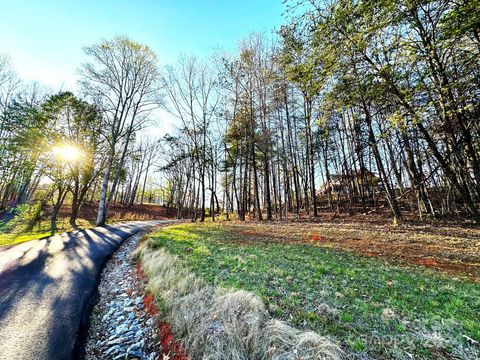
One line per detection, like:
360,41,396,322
96,152,114,226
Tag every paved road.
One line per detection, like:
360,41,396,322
0,220,167,360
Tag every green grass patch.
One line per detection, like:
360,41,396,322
0,217,95,246
147,222,480,359
0,231,53,246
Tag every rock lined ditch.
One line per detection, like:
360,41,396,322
84,231,158,360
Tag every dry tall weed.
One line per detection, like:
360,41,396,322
267,320,343,360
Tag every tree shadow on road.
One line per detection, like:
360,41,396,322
0,223,144,359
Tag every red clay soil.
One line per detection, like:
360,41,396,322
136,259,189,360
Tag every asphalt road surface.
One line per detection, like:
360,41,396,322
0,220,167,360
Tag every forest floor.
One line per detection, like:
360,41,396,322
145,221,480,359
0,203,175,246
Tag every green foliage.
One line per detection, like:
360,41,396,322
0,101,48,195
2,203,43,233
439,0,480,38
278,25,328,99
18,202,43,231
0,232,52,246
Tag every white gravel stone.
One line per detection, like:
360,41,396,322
84,232,159,360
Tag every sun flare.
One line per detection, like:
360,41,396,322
52,144,82,162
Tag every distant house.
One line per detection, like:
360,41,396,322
319,167,381,194
354,167,380,187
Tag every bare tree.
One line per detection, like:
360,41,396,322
0,54,21,113
160,55,219,222
79,35,159,225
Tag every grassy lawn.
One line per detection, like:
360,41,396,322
148,222,480,359
0,218,95,246
0,231,53,246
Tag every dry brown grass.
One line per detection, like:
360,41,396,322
187,290,269,360
266,320,345,360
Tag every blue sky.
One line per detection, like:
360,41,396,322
0,0,285,88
